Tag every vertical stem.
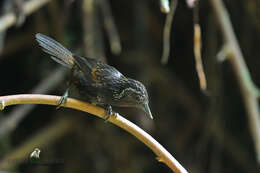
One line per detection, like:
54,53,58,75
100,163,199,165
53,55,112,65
210,0,260,162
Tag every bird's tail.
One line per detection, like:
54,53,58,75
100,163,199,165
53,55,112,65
35,33,75,68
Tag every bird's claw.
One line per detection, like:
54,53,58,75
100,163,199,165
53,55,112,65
104,105,118,122
104,105,112,122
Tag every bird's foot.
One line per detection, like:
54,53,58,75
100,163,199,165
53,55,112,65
56,88,69,109
104,105,118,122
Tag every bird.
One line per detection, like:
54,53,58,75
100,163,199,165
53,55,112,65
35,33,153,120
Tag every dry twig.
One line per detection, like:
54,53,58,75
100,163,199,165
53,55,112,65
194,23,207,91
99,0,122,55
161,0,178,64
193,2,207,91
82,0,105,60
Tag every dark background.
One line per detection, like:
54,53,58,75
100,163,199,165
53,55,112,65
0,0,260,172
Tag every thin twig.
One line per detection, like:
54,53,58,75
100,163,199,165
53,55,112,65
193,2,207,91
99,0,122,55
161,0,178,64
194,24,207,91
0,94,188,173
82,0,105,61
210,0,260,162
0,0,51,32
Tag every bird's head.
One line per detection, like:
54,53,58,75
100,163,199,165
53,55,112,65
115,79,153,119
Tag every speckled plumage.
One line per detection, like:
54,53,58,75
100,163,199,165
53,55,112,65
35,33,153,119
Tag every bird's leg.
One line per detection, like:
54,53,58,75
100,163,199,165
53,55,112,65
56,87,70,109
57,66,75,109
103,105,119,122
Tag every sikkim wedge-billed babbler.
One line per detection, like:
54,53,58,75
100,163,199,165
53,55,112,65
35,33,153,119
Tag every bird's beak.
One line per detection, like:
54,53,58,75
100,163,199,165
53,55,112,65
141,103,153,119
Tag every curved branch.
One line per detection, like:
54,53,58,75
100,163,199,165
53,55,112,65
0,94,188,173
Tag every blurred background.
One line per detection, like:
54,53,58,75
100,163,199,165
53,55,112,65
0,0,260,172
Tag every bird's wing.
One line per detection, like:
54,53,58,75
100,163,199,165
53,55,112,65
73,55,125,86
72,55,94,73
